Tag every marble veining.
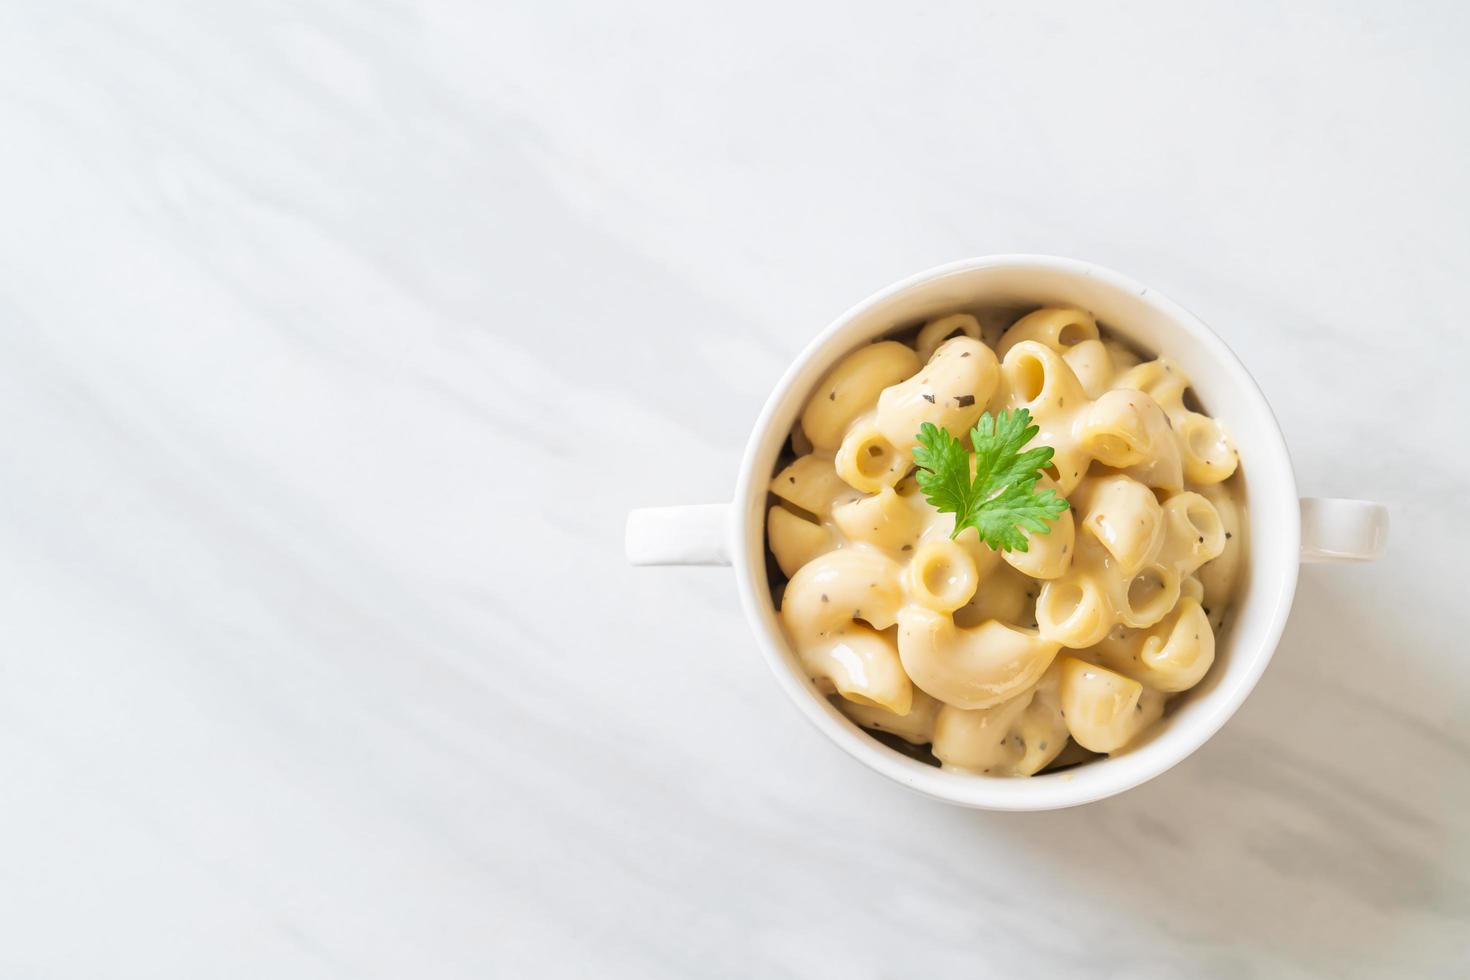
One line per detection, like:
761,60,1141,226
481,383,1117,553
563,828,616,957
0,1,1465,976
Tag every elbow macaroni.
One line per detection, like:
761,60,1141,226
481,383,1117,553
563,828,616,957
897,605,1061,710
768,307,1246,776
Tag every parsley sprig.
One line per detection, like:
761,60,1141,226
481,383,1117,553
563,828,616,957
911,409,1069,552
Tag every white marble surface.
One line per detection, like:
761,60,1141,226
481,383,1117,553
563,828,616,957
0,2,1466,976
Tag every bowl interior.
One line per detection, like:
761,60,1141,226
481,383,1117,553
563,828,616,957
734,256,1300,809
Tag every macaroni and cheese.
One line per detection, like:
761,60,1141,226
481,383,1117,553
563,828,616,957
767,307,1245,776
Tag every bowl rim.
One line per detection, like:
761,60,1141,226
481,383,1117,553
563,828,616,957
731,254,1300,810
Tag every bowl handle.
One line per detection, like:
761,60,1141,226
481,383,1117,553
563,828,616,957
626,504,733,566
1300,498,1388,563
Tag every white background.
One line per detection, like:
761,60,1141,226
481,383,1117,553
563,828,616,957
0,2,1466,977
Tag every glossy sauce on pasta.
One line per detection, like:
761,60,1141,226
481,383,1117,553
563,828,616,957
766,307,1246,777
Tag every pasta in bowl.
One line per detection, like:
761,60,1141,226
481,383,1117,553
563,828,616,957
766,306,1246,776
628,255,1387,809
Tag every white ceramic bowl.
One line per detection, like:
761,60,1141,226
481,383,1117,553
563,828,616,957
628,255,1386,810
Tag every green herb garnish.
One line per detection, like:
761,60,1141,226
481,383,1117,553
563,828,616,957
911,408,1069,552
